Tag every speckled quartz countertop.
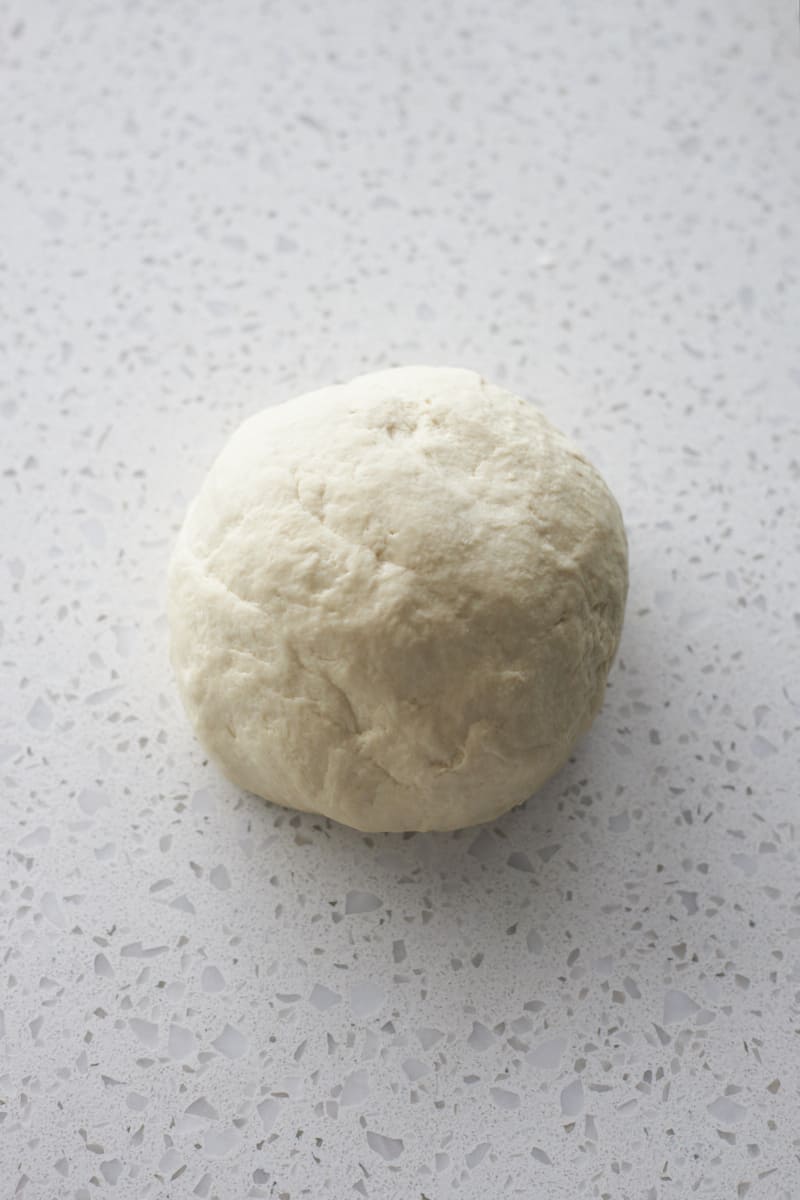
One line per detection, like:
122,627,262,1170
2,1,800,1197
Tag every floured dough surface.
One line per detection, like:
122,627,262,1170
168,366,628,832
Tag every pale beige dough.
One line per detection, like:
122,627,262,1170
168,366,628,832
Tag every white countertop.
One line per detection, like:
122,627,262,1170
2,1,799,1197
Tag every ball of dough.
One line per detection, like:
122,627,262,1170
168,366,628,832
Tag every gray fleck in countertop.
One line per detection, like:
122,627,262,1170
1,1,799,1197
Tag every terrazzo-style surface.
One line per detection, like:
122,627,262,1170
2,1,800,1197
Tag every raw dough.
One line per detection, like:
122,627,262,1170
168,366,628,832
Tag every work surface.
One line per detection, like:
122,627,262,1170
2,1,799,1197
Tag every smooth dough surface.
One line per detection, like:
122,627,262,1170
168,366,628,832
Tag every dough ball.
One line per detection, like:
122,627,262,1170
168,366,628,832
